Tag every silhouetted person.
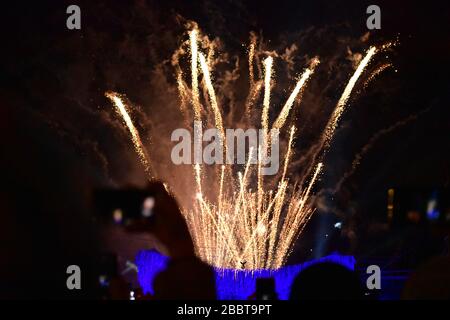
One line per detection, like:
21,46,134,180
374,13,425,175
289,262,364,300
128,181,216,299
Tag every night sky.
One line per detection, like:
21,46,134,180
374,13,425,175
1,1,449,298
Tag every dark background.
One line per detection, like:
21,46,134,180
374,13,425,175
1,0,449,298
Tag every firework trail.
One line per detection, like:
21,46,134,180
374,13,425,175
261,56,273,135
248,36,256,85
295,46,379,187
324,46,377,145
189,29,202,121
198,52,226,148
106,25,387,269
273,67,315,130
105,92,153,178
176,71,189,116
363,63,392,89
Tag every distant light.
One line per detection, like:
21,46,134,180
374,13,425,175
142,197,155,217
113,209,123,224
407,210,421,223
334,222,342,229
130,290,135,300
427,210,440,220
387,188,395,222
426,198,440,221
99,275,109,287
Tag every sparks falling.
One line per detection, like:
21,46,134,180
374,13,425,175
106,25,387,270
105,92,153,177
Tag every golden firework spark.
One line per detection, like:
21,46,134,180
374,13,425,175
324,46,377,145
105,92,153,177
248,36,256,85
363,62,392,89
273,67,316,130
198,52,226,150
189,28,202,121
261,56,273,135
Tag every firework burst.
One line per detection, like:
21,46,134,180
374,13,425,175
106,25,387,270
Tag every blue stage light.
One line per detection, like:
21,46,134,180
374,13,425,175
135,250,355,299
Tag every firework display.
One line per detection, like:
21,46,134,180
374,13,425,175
106,25,385,270
3,0,450,303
